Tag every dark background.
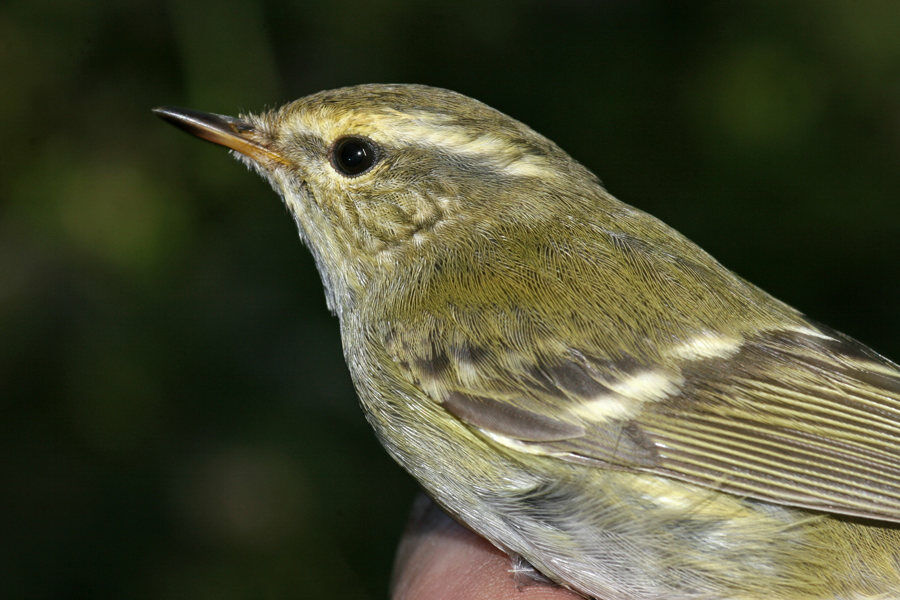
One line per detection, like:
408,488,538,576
3,1,899,598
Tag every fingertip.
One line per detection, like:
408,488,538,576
391,496,582,600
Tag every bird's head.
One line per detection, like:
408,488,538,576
155,84,600,314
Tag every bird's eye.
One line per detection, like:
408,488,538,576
330,136,378,176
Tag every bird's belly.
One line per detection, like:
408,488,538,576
401,432,900,599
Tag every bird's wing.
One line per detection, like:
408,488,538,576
396,323,900,522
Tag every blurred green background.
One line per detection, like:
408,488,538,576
2,1,898,598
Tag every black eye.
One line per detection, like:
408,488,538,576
331,136,378,176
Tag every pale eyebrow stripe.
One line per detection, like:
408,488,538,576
373,115,558,180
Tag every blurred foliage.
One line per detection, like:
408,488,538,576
1,0,898,598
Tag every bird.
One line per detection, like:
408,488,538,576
154,84,900,599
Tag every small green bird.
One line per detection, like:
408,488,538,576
154,84,900,599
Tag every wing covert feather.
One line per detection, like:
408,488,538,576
398,324,900,522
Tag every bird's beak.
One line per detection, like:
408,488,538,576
152,106,288,166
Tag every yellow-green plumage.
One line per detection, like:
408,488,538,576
154,84,900,599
